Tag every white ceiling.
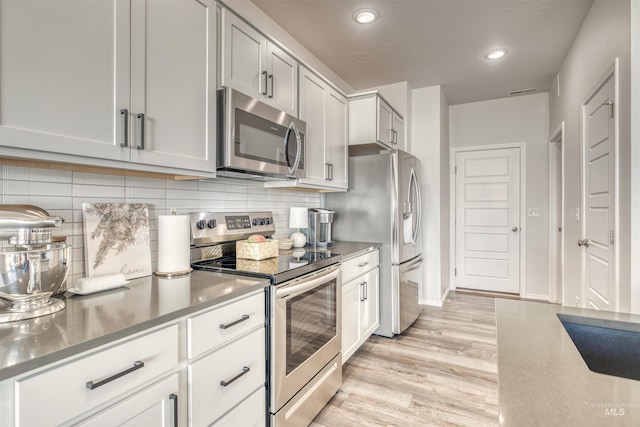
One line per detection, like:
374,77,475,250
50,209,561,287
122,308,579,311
249,0,594,105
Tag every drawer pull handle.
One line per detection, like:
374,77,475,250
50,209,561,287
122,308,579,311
169,393,178,427
220,366,250,387
358,262,369,267
86,360,144,390
220,314,250,330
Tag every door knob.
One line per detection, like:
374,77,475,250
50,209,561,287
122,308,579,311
512,227,519,232
578,239,590,247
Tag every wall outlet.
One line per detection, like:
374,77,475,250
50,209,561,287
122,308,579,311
528,208,539,218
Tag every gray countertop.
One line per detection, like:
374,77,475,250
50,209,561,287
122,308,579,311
0,271,268,381
306,241,382,261
496,299,640,426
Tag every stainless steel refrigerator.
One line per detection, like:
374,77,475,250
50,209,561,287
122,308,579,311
326,149,423,337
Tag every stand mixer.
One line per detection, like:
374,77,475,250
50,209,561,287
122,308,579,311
0,205,70,323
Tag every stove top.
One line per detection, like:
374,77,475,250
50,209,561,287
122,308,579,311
189,211,341,284
192,250,340,284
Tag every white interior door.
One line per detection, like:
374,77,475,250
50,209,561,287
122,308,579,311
455,147,521,294
582,73,616,311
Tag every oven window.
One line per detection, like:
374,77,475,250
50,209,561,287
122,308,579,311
286,279,336,375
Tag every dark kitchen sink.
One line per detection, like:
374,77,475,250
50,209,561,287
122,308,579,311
558,313,640,381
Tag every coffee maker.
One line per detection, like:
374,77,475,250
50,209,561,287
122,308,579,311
307,208,335,247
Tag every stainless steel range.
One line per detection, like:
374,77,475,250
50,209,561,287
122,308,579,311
189,211,342,427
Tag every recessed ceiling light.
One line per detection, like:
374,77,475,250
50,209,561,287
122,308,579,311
485,48,508,60
353,9,377,24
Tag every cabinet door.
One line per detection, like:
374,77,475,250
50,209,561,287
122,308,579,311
0,0,130,162
266,42,298,116
327,89,348,189
393,113,404,150
221,9,266,99
377,98,394,146
130,0,216,172
341,278,362,364
78,375,179,427
298,67,327,184
361,268,380,339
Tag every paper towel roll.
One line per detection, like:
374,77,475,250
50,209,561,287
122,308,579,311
157,214,191,274
75,273,127,293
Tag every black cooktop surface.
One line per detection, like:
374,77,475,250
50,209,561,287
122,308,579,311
192,250,341,284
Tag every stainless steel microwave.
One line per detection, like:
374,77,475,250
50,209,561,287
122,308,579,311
217,87,305,179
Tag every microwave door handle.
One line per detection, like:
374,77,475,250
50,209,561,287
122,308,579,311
284,122,302,175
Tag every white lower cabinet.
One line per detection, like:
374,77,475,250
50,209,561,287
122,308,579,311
342,251,380,363
78,374,179,427
16,324,179,427
3,289,267,427
212,382,266,427
188,328,266,426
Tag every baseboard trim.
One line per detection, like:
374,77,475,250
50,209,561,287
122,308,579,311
420,287,451,307
523,293,549,301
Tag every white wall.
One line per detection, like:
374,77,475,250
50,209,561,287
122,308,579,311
549,0,632,311
411,85,449,305
0,165,321,288
632,0,640,314
450,92,550,299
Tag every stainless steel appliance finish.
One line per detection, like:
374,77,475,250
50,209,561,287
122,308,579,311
0,205,69,323
217,87,306,180
188,211,342,426
307,208,335,247
326,150,423,336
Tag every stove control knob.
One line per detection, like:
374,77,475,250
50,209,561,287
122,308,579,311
207,219,217,228
252,218,258,226
196,219,207,230
259,218,265,225
266,217,272,224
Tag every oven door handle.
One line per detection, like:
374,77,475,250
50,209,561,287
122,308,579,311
275,265,340,300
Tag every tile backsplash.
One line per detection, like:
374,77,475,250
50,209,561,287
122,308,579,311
0,165,321,287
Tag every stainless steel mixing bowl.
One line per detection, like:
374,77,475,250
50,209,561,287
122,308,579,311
0,243,70,311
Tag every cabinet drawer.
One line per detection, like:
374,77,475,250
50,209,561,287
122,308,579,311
78,374,179,427
16,324,178,427
188,291,265,359
342,250,379,283
213,386,266,427
189,328,265,426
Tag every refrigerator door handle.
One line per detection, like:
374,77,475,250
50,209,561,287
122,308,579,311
409,167,422,245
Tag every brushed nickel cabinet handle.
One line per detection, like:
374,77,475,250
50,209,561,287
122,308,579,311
219,314,250,329
363,281,368,300
220,366,250,387
136,113,145,150
86,361,144,390
120,109,128,147
169,393,178,427
358,262,369,267
262,71,268,95
268,74,274,98
360,282,365,301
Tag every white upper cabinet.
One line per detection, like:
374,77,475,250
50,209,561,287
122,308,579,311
349,93,404,152
129,0,217,172
221,9,298,117
0,0,217,175
294,66,347,190
0,0,130,162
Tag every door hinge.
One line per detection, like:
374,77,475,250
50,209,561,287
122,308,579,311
610,230,615,245
454,166,457,174
454,268,457,276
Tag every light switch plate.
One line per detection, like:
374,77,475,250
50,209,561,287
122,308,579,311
528,208,539,218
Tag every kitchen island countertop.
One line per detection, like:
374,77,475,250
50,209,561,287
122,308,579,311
0,271,269,381
496,298,640,426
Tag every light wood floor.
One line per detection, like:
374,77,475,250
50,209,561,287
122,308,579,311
312,291,499,426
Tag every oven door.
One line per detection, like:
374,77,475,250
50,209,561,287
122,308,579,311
271,264,341,412
219,87,305,178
